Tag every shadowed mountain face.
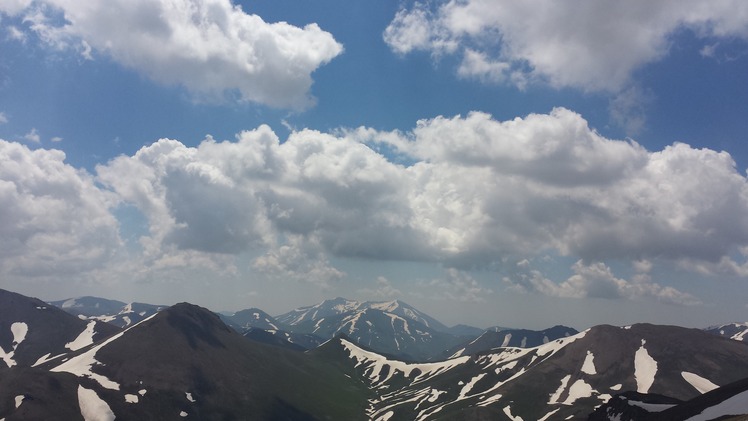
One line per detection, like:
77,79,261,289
0,289,119,368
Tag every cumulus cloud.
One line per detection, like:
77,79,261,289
23,128,40,143
384,1,748,92
358,276,402,300
251,236,345,288
5,107,747,300
15,0,342,108
89,108,748,294
417,269,493,302
504,260,701,306
0,139,121,277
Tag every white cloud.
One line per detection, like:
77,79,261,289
17,0,343,108
0,0,32,16
358,276,402,299
23,128,40,143
0,139,121,277
504,260,701,306
51,136,62,142
0,112,7,124
252,236,345,289
0,106,739,297
417,268,493,302
384,1,748,92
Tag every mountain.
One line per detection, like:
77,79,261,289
705,322,748,342
444,324,485,337
50,296,166,328
0,289,119,368
276,298,464,360
321,323,748,420
591,377,748,420
2,301,371,420
220,307,281,331
443,325,579,358
277,297,449,332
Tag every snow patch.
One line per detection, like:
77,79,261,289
610,384,622,391
125,394,139,403
634,339,657,393
628,400,676,412
538,408,560,421
15,395,24,409
458,374,486,399
186,392,195,402
78,385,115,421
138,389,147,396
1,322,28,368
376,411,394,421
562,379,596,405
66,321,97,351
501,333,512,347
503,405,524,421
549,375,571,404
180,411,188,417
581,350,597,375
681,371,719,394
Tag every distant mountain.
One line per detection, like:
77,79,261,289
277,298,464,361
50,296,166,328
276,297,448,332
443,325,579,358
705,322,748,342
321,323,748,420
444,324,485,337
219,307,280,331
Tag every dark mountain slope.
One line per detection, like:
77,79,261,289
51,302,371,420
0,289,119,367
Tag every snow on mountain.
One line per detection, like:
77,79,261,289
0,289,120,368
275,298,465,360
443,325,579,358
51,297,166,328
326,323,748,420
705,322,748,342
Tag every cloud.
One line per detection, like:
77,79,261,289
0,139,121,277
91,108,748,291
0,112,7,124
16,0,343,108
23,128,40,143
417,269,493,302
2,107,743,297
0,0,32,16
384,1,748,92
504,260,701,306
251,236,345,289
358,276,402,299
51,136,62,142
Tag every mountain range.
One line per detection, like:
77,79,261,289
2,288,748,420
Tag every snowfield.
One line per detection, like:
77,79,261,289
78,385,115,421
634,339,658,393
66,321,97,351
681,371,719,394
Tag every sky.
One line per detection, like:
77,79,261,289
1,0,748,330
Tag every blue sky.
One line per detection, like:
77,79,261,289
2,0,748,330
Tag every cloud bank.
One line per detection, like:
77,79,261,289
4,108,748,302
384,0,748,92
5,0,343,108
